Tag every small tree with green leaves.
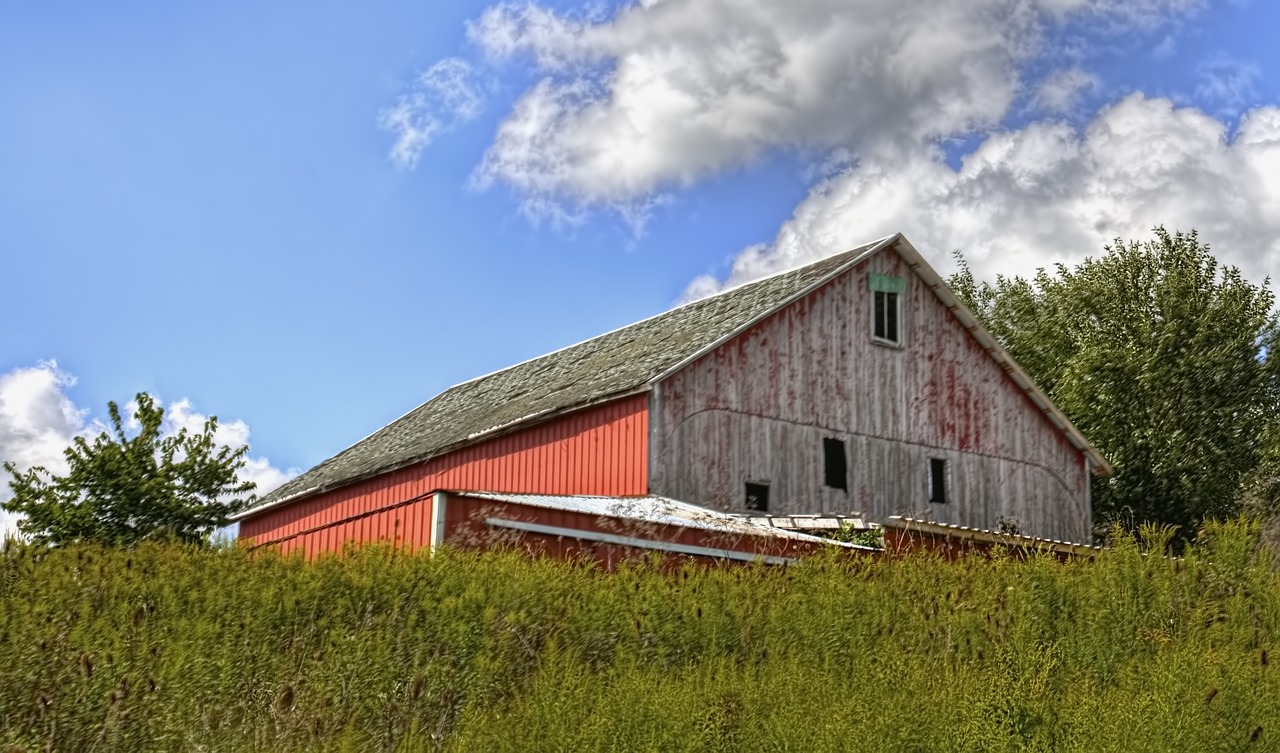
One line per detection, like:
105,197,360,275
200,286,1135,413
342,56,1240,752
3,393,257,546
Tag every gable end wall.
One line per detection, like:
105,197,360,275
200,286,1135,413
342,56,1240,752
649,247,1090,542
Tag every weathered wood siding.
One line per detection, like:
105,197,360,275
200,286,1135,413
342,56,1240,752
240,395,649,554
650,248,1091,542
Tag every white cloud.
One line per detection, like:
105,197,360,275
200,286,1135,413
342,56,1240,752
468,2,605,70
469,0,1041,213
0,362,98,537
379,57,486,169
0,362,296,540
456,0,1200,220
158,399,298,495
388,0,1258,302
687,95,1280,298
1033,67,1097,114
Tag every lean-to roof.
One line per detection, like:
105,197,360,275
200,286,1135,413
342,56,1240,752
459,492,866,546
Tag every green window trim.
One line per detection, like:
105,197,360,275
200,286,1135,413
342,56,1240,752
868,272,906,294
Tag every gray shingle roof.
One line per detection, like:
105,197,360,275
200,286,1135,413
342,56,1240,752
243,239,887,516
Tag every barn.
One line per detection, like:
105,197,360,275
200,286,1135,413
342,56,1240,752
235,233,1109,561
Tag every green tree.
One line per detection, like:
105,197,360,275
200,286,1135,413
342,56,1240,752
3,393,257,546
949,228,1280,538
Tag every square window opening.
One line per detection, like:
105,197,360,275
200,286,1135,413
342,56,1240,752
823,438,848,491
745,482,770,512
929,458,948,504
874,290,901,344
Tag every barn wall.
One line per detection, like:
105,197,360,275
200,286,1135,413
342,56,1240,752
650,248,1091,542
241,394,649,553
261,493,436,559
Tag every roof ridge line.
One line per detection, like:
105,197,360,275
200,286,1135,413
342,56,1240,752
439,233,898,396
315,237,897,467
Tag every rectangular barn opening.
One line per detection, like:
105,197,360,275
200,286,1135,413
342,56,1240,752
929,458,948,504
823,438,848,491
745,482,770,512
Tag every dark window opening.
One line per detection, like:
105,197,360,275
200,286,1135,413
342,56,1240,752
873,291,901,343
745,482,770,512
823,438,848,491
929,458,948,504
874,291,885,337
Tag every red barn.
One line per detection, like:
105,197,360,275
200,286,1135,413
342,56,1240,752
236,234,1109,559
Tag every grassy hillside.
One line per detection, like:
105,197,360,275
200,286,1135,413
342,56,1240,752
2,522,1278,751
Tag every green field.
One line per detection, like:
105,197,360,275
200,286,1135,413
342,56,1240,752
2,522,1278,751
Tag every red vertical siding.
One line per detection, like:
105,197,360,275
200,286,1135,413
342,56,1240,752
265,498,435,560
241,395,649,554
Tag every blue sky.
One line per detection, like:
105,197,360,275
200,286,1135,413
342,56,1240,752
4,0,1280,530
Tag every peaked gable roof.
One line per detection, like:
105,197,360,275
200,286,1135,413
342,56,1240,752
245,233,1109,519
246,237,894,515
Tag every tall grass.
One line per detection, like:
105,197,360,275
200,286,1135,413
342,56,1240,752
1,521,1278,751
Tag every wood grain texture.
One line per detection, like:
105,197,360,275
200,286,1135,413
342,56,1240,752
650,248,1091,543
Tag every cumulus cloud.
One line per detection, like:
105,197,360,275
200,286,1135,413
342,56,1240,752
685,95,1280,297
155,399,298,496
0,363,99,536
469,0,1039,213
456,0,1200,219
379,57,487,169
0,362,296,539
385,0,1266,302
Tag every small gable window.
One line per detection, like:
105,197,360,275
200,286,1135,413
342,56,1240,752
823,438,848,491
745,482,770,512
869,273,905,346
